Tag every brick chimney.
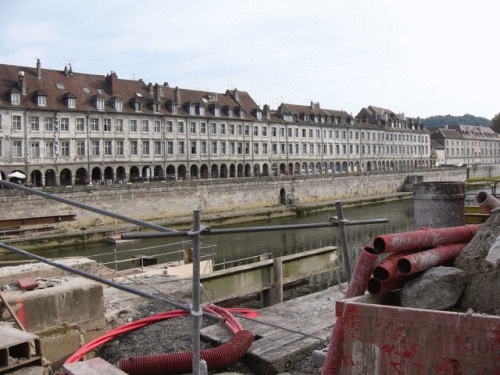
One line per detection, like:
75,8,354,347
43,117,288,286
148,82,153,95
154,83,161,102
263,104,271,119
36,59,42,80
107,71,119,96
233,88,239,101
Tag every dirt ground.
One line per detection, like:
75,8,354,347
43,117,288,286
97,300,323,375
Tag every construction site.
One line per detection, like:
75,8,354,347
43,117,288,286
1,179,500,375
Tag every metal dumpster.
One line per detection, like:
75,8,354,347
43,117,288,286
337,292,500,374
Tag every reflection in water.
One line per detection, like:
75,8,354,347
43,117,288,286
1,200,416,269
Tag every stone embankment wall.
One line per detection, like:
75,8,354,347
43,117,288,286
467,164,500,179
0,169,466,227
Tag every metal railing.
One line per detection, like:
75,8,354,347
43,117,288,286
86,241,217,272
0,178,388,375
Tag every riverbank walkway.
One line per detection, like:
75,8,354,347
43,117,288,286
201,283,346,375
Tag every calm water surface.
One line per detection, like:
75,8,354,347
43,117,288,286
2,199,416,268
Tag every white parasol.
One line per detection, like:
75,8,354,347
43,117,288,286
8,171,26,179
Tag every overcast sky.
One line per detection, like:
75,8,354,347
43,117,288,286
1,0,498,120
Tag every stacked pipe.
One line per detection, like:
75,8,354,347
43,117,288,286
322,224,481,375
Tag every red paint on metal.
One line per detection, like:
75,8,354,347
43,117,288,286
337,294,500,374
373,225,480,254
397,243,467,275
345,246,379,297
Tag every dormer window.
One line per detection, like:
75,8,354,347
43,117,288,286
63,93,76,109
209,104,220,117
223,106,233,117
130,97,143,112
168,100,178,114
94,96,105,110
151,101,161,113
34,90,47,107
110,96,123,111
10,92,20,105
183,102,195,115
253,109,262,121
197,104,205,116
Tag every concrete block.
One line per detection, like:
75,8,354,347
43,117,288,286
2,277,105,333
64,357,129,374
0,258,98,286
312,347,328,368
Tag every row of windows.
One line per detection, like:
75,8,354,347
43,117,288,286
1,115,431,146
0,138,430,159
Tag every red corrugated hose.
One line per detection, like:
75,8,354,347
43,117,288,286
64,304,258,374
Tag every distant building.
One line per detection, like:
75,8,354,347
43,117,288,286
0,60,433,187
429,125,500,166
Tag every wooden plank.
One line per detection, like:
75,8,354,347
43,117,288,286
201,283,346,375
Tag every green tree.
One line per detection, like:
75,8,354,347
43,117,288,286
492,113,500,133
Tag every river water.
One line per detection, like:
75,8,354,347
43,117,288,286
2,199,417,270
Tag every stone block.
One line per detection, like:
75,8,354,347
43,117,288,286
401,266,466,310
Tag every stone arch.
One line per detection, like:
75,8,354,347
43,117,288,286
254,163,261,177
154,165,164,181
130,166,140,182
200,164,209,179
142,166,151,181
367,161,372,172
279,163,287,175
295,162,301,175
76,168,88,185
178,165,187,180
341,162,348,172
302,162,308,175
237,164,244,177
45,169,57,187
211,164,218,179
288,163,294,175
335,162,341,172
245,164,251,177
104,166,114,181
116,166,126,181
30,170,43,187
230,164,236,178
262,163,270,177
60,168,72,186
191,165,199,179
271,163,278,176
220,164,228,178
279,187,286,205
91,167,102,182
166,165,176,180
309,163,314,174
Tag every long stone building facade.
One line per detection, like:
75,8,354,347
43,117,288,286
0,60,433,187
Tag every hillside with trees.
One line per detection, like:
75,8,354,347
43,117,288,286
422,114,491,128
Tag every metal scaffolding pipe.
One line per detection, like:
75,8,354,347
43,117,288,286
0,242,222,322
397,243,467,275
120,218,389,240
372,224,480,254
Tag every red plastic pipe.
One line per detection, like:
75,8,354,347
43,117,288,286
372,251,415,281
344,246,379,297
117,329,254,375
373,224,480,254
397,243,467,275
322,247,379,375
367,274,408,295
475,191,500,214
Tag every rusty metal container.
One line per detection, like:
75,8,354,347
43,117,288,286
413,181,465,229
337,293,500,374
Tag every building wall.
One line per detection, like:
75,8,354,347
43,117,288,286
0,169,466,226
